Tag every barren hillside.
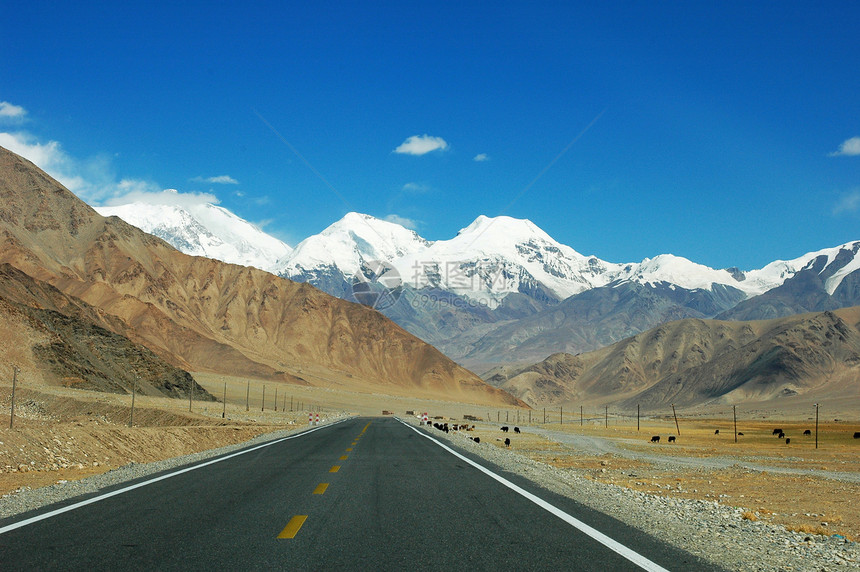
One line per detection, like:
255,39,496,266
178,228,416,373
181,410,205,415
0,146,522,407
493,308,860,408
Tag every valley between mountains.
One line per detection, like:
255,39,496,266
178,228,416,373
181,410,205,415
93,153,860,412
2,143,860,571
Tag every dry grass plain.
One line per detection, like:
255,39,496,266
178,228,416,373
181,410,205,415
1,373,858,542
439,415,860,541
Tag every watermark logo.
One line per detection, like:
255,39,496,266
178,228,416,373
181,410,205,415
351,260,403,310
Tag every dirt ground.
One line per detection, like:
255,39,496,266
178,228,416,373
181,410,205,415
1,376,858,543
450,418,860,541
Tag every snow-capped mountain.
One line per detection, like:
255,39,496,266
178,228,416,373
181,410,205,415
278,212,431,297
94,197,860,367
95,193,292,273
282,212,430,277
393,215,621,307
718,240,860,321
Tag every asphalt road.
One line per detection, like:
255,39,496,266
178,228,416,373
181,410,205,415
0,417,719,570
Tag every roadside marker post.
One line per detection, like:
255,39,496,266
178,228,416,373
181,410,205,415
9,367,17,429
315,413,320,425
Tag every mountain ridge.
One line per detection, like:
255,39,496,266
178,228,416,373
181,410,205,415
82,184,860,370
488,307,860,409
0,145,523,407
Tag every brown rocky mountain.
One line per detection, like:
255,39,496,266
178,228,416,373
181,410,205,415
489,308,860,409
0,263,210,399
0,146,523,407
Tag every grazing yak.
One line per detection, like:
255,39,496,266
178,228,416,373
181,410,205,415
504,438,511,447
650,435,660,443
514,427,521,434
714,430,720,435
501,426,509,433
772,428,783,435
803,429,812,436
668,436,676,443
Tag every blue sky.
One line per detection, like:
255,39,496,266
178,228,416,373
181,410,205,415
2,1,859,270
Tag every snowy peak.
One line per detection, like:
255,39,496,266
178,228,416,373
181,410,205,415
451,215,582,257
615,254,759,294
94,199,292,273
393,215,620,305
281,212,431,278
741,240,860,296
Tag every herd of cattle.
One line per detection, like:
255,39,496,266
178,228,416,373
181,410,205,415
427,421,527,447
429,422,483,444
650,428,860,444
425,418,860,447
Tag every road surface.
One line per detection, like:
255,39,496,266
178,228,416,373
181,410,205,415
0,417,718,570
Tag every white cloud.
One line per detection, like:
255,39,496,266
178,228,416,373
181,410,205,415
383,214,419,230
0,131,87,192
473,153,489,162
402,182,429,193
0,101,26,119
103,187,218,208
830,136,860,157
394,134,448,156
0,130,162,204
833,190,860,215
193,174,239,184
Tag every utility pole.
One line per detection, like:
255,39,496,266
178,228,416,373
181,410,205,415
262,385,266,412
672,404,681,436
637,404,640,432
814,403,819,449
129,375,136,427
246,380,250,411
605,405,608,428
580,405,583,427
9,367,16,429
188,378,193,412
274,386,278,411
733,405,737,443
222,381,227,419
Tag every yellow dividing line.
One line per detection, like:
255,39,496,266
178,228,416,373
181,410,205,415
346,447,352,452
339,455,348,460
278,515,307,539
330,465,340,473
313,483,329,495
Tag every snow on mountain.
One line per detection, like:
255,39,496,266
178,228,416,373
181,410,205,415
94,195,860,313
825,242,860,294
393,215,623,306
612,254,767,295
279,212,431,280
739,241,860,296
95,194,292,272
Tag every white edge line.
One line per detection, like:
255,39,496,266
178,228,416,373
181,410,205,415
399,419,670,572
0,419,349,535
